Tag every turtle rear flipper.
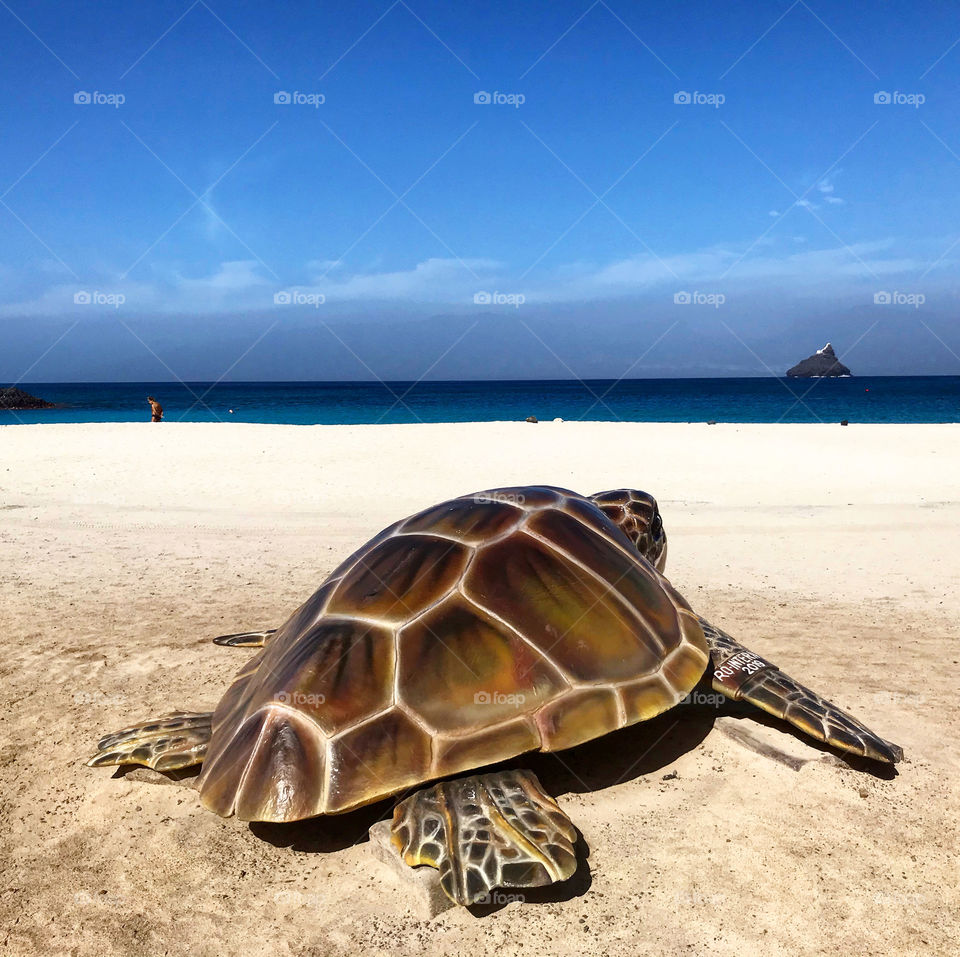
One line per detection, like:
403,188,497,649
213,629,275,648
699,618,904,764
86,711,213,771
391,770,578,906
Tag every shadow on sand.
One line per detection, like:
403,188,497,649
122,676,898,911
243,703,720,910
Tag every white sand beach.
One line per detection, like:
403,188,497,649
1,421,958,956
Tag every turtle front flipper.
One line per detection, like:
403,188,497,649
698,618,904,764
390,769,578,906
213,629,276,648
87,711,213,771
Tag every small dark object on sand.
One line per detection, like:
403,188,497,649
147,396,164,422
706,420,717,425
840,419,849,426
525,415,538,423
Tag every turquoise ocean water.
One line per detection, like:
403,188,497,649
3,377,959,425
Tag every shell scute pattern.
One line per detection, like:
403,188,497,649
326,534,471,624
398,497,524,543
523,507,680,647
462,533,664,683
396,596,568,732
327,710,433,813
197,487,709,821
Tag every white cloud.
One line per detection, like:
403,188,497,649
313,257,502,301
0,239,951,318
177,259,269,292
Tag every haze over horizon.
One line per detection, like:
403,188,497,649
2,0,958,381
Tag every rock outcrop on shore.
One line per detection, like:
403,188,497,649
786,342,852,377
0,386,56,410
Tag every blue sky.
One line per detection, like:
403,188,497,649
1,0,959,379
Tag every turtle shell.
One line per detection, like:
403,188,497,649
196,486,709,822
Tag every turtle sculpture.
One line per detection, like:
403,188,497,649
88,487,903,905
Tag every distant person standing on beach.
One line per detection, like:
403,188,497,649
147,396,164,422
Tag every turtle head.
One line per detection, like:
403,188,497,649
589,489,667,572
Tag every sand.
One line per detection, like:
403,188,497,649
0,421,957,956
